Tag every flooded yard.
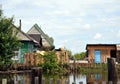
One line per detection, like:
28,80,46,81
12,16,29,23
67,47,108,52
0,72,108,84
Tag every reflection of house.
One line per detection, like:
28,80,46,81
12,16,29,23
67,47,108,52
86,44,120,63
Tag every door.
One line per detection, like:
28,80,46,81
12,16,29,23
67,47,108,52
94,50,101,63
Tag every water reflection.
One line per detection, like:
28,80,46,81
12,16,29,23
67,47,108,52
0,73,108,84
0,73,31,84
69,74,87,84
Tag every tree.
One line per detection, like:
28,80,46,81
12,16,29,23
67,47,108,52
74,52,86,60
0,10,21,68
42,51,61,73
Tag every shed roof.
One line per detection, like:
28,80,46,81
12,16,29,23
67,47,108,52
86,44,116,49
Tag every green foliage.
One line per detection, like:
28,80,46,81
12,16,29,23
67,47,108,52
66,49,72,57
0,10,21,68
42,51,61,73
74,52,86,60
49,37,54,44
45,34,54,44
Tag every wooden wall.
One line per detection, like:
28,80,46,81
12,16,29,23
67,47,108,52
86,45,116,63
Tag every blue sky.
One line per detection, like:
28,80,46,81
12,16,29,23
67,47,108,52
1,0,120,54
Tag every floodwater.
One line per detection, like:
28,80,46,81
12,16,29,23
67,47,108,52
0,72,108,84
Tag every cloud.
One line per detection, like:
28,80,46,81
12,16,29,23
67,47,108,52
83,24,92,30
117,30,120,37
94,33,102,40
1,0,120,54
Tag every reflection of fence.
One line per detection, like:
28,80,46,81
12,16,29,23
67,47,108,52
1,78,118,84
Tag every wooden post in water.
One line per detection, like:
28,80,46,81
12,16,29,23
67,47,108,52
31,68,36,84
10,79,14,84
49,78,53,84
107,58,117,84
94,82,98,84
57,79,61,84
108,81,113,84
35,77,39,84
2,79,7,84
79,82,83,84
38,67,42,84
42,78,45,84
17,80,21,84
72,58,76,84
65,80,69,84
31,67,42,84
102,81,106,84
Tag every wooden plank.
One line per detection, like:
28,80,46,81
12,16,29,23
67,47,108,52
2,79,7,84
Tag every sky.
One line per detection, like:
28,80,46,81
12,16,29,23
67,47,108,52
1,0,120,54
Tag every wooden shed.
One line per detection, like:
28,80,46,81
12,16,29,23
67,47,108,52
86,44,116,63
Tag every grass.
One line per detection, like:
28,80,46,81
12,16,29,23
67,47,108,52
77,63,108,74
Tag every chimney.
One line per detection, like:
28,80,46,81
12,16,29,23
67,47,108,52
19,19,21,30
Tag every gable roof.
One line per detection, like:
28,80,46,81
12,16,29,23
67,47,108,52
14,26,38,44
27,24,54,48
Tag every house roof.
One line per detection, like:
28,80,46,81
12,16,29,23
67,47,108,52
86,44,116,49
87,44,116,46
27,24,54,48
14,26,38,44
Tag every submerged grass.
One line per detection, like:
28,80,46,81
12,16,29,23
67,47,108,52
77,63,108,74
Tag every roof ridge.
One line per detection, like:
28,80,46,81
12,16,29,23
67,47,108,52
34,24,54,46
16,26,38,43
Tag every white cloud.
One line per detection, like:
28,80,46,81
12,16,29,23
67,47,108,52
2,0,120,53
117,30,120,37
94,33,102,39
83,24,92,30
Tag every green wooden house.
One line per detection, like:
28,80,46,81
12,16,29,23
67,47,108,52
14,28,39,63
14,23,54,63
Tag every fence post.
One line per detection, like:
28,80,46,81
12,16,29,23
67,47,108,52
42,78,45,84
31,68,36,84
2,79,7,84
107,58,117,83
65,80,69,84
117,81,120,84
94,82,98,84
102,81,106,84
10,79,14,84
31,67,42,84
49,78,53,84
17,80,21,84
35,77,39,84
72,82,76,84
57,79,61,84
79,82,83,84
108,81,113,84
38,67,42,84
